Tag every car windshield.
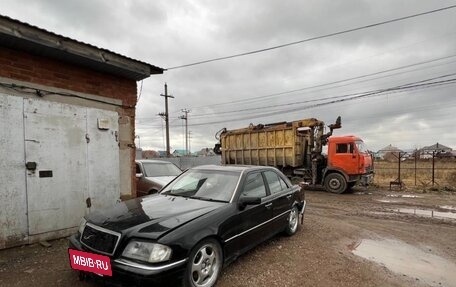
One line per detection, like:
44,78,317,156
161,169,240,203
142,162,181,177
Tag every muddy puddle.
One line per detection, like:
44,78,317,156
376,199,399,203
440,205,456,211
352,238,456,286
386,194,421,198
390,208,456,220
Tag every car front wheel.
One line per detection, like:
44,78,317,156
184,238,223,287
324,173,347,194
285,206,299,236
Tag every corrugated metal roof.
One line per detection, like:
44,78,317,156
421,143,452,151
0,15,164,80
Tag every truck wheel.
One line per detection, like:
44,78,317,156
324,173,347,194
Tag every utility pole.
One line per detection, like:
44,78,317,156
158,83,174,157
179,109,190,155
188,131,192,156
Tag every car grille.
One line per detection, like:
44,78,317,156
80,224,121,256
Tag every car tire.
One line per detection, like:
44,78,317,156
183,238,223,287
324,173,347,194
285,206,299,236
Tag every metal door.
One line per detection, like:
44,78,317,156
24,98,88,235
86,108,120,210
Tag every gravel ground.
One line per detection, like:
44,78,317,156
0,187,455,287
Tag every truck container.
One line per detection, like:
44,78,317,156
214,117,373,193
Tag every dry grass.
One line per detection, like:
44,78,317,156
373,159,456,190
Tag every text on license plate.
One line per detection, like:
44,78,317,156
68,249,112,277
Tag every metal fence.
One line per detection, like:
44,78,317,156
159,156,222,170
373,157,456,190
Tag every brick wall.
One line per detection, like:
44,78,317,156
0,46,137,107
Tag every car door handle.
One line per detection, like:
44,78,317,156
265,203,272,209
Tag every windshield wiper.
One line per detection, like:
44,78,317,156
188,196,228,203
164,193,188,198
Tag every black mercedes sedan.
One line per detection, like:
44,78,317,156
69,165,306,287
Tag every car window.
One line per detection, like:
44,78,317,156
142,162,181,177
278,176,288,190
161,170,240,202
171,173,200,192
241,172,267,198
264,171,285,194
336,143,354,154
336,143,348,153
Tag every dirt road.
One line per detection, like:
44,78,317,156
1,188,455,287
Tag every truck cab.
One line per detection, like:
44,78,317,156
324,135,373,193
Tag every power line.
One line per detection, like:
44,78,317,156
165,4,456,70
189,72,456,118
136,76,456,128
167,30,456,115
184,54,456,111
186,78,456,127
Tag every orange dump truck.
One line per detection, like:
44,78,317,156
214,117,373,193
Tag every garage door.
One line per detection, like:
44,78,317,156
22,98,120,236
24,99,89,235
1,94,120,243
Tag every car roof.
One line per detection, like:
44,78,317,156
136,159,176,164
191,165,278,172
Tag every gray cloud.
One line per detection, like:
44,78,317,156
1,0,455,152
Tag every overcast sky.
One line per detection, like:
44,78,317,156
1,0,456,152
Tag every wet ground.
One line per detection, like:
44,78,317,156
352,238,456,287
0,188,455,287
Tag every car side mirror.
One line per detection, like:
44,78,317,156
135,173,143,178
238,196,261,210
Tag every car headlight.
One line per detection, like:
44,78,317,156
78,217,87,234
122,241,172,263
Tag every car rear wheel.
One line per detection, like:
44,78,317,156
184,238,223,287
285,206,299,236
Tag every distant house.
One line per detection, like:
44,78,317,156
142,150,159,159
377,144,404,161
436,151,456,159
173,149,187,157
419,143,452,159
197,148,216,157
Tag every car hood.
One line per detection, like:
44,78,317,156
86,195,225,239
145,176,176,186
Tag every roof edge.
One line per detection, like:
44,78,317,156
0,15,164,80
